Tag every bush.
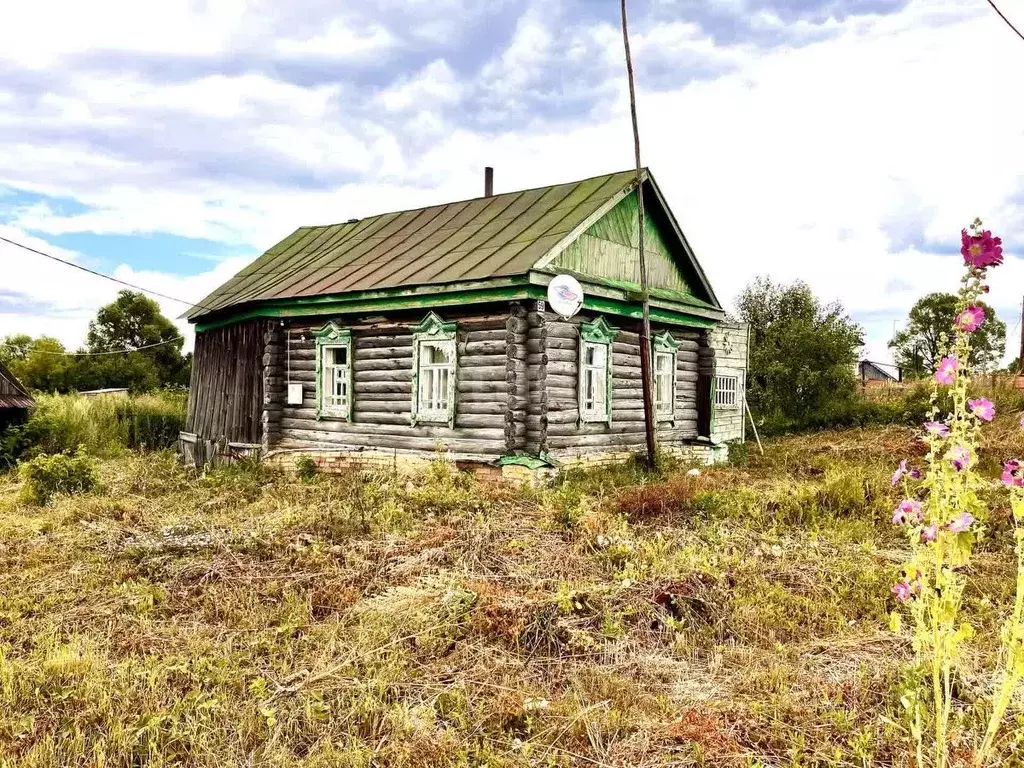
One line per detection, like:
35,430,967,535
19,447,98,505
294,455,318,482
3,392,186,465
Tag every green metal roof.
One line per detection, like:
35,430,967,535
185,169,719,321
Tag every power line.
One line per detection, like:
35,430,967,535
0,336,185,358
0,234,214,312
986,0,1024,42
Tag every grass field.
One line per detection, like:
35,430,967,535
1,422,1022,766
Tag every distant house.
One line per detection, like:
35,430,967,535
0,362,34,429
181,169,749,474
857,360,900,386
79,388,130,398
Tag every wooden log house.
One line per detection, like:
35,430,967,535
181,169,748,472
0,361,34,431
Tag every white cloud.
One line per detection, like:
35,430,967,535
2,0,1024,370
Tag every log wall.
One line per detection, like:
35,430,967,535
541,311,714,458
186,319,269,444
709,321,748,443
269,306,514,457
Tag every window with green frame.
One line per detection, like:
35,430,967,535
314,322,353,420
411,312,458,427
578,317,617,423
652,330,680,422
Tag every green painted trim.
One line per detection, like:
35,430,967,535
493,453,556,470
194,284,539,332
411,312,458,428
578,318,617,425
579,316,617,344
313,322,353,421
194,278,717,334
653,330,681,352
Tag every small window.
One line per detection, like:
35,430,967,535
321,345,350,414
411,312,458,426
313,322,353,420
654,351,675,417
581,342,609,421
578,317,617,423
416,340,456,422
715,374,739,408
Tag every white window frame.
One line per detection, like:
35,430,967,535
651,331,680,423
578,317,617,424
411,312,458,427
313,322,353,420
654,350,676,419
714,374,740,409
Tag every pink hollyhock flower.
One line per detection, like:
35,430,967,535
935,356,958,385
1002,459,1024,487
892,582,912,602
968,398,995,422
1019,414,1024,429
955,305,985,333
961,228,1004,269
891,459,920,486
949,512,975,533
921,524,938,543
893,499,922,525
924,421,950,438
948,445,972,472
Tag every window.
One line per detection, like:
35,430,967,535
652,331,680,422
417,341,455,420
654,351,675,417
581,342,609,420
715,374,739,408
313,322,353,420
578,317,617,423
412,312,458,426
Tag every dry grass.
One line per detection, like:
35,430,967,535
0,422,1022,767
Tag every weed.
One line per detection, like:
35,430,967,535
18,446,98,505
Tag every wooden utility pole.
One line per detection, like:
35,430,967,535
621,0,657,468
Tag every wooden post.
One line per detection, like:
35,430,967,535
621,0,657,469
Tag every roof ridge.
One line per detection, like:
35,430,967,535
299,168,641,230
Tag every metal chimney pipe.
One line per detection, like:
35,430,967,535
484,167,494,197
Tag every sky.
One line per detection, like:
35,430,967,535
1,0,1023,366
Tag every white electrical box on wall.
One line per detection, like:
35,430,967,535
287,383,303,405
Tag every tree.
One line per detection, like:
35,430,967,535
889,293,1007,377
736,277,864,423
0,333,33,369
7,336,72,392
86,290,187,385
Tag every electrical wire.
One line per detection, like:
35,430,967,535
0,336,184,357
986,0,1024,42
0,234,215,312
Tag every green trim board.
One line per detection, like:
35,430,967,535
194,280,718,334
578,317,617,424
410,312,458,428
313,322,353,421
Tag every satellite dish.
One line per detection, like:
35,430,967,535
547,275,584,319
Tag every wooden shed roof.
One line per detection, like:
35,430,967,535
0,361,34,409
186,169,720,323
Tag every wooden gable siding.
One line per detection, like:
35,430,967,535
186,320,269,444
267,305,521,457
549,190,692,297
539,311,715,457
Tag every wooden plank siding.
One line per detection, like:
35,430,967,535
186,320,269,444
268,305,516,457
541,311,713,458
